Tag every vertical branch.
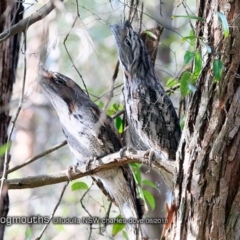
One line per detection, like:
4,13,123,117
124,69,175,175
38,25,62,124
0,30,27,196
0,1,23,238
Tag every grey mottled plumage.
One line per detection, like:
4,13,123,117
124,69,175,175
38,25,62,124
111,21,181,160
39,70,143,239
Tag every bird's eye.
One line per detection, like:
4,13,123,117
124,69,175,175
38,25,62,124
55,79,65,85
124,38,131,47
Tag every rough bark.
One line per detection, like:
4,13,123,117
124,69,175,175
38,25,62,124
0,1,23,238
164,0,240,239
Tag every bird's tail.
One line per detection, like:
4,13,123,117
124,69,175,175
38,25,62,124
94,166,144,239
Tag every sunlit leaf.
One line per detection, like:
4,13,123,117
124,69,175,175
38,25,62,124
166,78,178,88
71,181,88,191
0,142,11,157
112,215,125,237
184,51,195,64
180,71,192,97
144,30,157,40
113,103,123,111
213,59,223,81
172,15,204,22
217,12,229,38
142,180,157,189
143,190,155,210
193,51,202,82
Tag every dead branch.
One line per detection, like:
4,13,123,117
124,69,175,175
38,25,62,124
0,0,63,43
7,150,177,190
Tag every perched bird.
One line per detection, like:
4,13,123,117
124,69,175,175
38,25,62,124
111,21,181,161
39,69,143,239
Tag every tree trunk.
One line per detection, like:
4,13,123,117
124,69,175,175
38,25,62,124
0,1,23,239
164,1,240,239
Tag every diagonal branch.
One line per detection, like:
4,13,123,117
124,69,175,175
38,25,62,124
6,140,67,175
0,0,63,43
7,150,177,190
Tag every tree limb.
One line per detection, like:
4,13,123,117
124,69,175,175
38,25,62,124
0,0,63,43
7,150,177,190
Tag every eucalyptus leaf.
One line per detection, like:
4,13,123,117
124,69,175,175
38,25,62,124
112,215,125,237
143,190,155,210
217,12,229,38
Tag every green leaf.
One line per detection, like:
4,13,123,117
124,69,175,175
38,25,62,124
115,117,123,133
142,180,157,189
217,12,229,38
184,51,195,64
0,142,11,157
25,227,32,240
182,35,199,43
172,15,204,22
98,101,104,109
71,181,88,191
193,51,202,82
166,78,178,88
131,164,142,184
122,230,129,240
213,59,223,81
180,71,192,97
112,215,125,237
189,30,196,46
130,163,139,168
143,190,155,210
144,30,157,40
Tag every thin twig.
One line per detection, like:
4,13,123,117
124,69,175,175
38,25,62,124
112,109,125,119
103,61,120,111
101,201,112,234
0,31,27,197
80,182,94,240
92,83,123,102
63,1,89,97
165,83,180,95
35,181,69,240
138,2,143,34
6,140,67,175
0,0,62,43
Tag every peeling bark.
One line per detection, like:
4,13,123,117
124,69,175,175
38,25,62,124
163,0,240,239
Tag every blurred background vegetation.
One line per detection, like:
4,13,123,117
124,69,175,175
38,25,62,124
7,0,195,239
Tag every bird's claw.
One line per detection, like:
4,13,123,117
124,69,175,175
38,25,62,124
85,156,97,171
119,147,136,158
144,149,155,168
67,162,80,181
